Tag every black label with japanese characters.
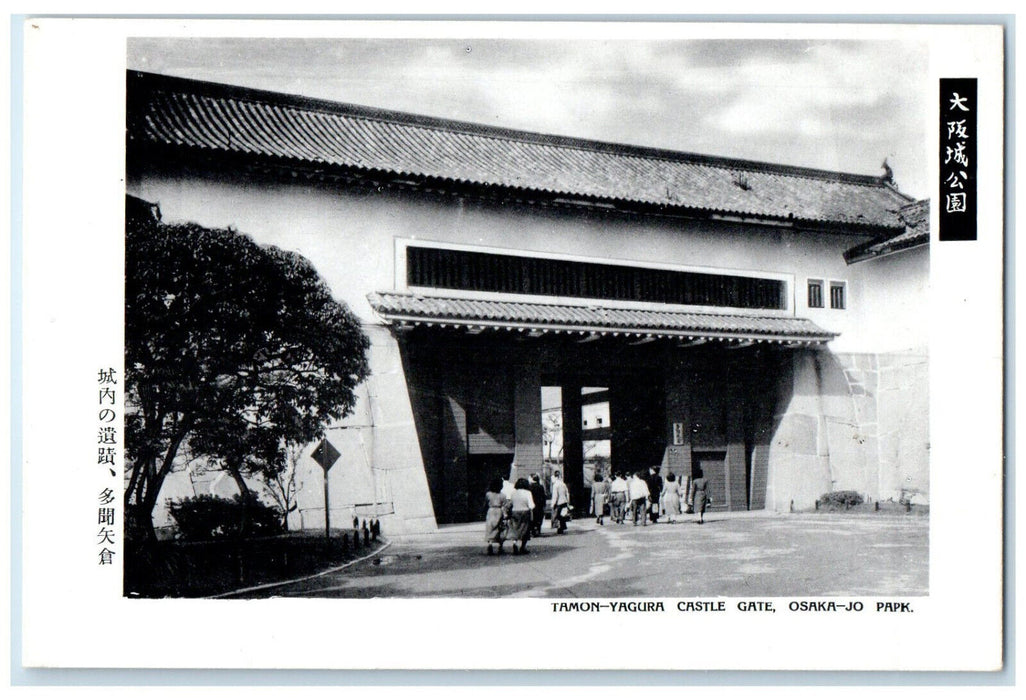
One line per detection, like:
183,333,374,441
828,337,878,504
939,78,977,241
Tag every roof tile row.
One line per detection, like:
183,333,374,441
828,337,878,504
844,199,930,263
129,71,914,230
368,292,835,341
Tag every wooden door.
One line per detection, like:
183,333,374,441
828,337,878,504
692,451,727,510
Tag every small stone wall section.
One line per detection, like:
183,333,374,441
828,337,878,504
766,348,928,511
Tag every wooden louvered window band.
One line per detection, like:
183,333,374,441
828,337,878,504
407,246,786,310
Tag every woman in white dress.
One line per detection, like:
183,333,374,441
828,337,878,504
661,472,682,523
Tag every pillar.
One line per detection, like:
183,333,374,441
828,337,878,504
663,352,692,483
441,393,468,522
512,361,544,483
561,381,585,507
725,359,747,510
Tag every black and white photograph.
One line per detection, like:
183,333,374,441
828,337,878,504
15,18,1005,674
122,36,931,600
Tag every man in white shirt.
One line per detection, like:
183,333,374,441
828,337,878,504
609,472,629,524
550,470,571,534
628,471,651,526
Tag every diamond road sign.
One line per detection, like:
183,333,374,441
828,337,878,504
311,439,341,471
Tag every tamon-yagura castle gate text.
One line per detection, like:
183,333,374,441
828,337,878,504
127,71,929,533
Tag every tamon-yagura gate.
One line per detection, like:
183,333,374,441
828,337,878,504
368,260,836,524
127,70,929,533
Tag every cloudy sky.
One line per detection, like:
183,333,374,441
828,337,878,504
128,37,929,198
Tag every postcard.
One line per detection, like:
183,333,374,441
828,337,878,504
16,18,1006,672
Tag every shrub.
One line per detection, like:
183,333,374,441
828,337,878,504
168,493,284,541
818,490,864,509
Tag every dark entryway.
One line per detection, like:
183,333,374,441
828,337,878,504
543,372,665,508
403,328,785,525
610,378,665,476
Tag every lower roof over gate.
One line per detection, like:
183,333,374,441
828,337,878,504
368,291,837,346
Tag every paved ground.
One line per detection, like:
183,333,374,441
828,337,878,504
231,511,928,598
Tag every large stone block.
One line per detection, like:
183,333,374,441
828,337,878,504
852,394,878,426
832,352,857,372
766,453,831,511
855,353,878,371
790,351,822,397
772,413,819,456
875,390,906,427
819,392,856,423
877,428,900,459
876,366,903,392
819,367,854,399
825,418,870,493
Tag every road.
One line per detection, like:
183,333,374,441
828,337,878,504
228,511,928,598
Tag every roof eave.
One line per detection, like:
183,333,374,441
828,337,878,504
368,309,838,345
129,140,907,236
844,235,930,264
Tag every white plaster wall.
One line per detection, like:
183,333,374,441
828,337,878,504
127,171,880,349
852,247,930,354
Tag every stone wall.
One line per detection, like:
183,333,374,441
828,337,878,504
875,351,930,502
765,347,929,511
293,324,439,534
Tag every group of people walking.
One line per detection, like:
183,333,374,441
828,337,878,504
590,467,710,526
484,467,711,555
484,471,572,555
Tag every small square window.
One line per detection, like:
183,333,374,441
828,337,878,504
830,282,846,310
807,279,824,308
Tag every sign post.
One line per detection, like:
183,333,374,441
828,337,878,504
311,439,342,539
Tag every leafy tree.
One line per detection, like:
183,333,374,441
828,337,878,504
125,206,370,541
261,442,303,531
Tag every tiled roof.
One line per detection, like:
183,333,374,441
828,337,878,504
368,291,836,344
128,71,914,231
844,199,930,263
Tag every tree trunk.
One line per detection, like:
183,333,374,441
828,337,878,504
126,456,157,543
132,414,194,543
125,457,145,508
282,503,297,532
137,482,164,543
228,463,251,537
